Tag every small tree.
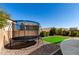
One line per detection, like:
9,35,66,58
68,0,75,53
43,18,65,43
49,27,56,36
40,31,49,37
70,27,78,31
77,32,79,37
69,28,78,37
69,31,77,36
45,32,49,36
62,30,69,36
40,31,44,37
56,28,63,35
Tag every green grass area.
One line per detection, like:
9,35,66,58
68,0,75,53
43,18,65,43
42,36,69,44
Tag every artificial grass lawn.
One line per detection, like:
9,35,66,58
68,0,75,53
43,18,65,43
42,36,69,44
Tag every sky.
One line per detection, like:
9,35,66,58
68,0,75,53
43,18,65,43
0,3,79,28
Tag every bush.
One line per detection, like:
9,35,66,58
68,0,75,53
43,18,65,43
40,31,49,37
62,30,69,36
41,27,79,37
45,32,49,36
77,32,79,37
69,31,77,36
49,27,56,36
40,31,45,37
55,28,63,35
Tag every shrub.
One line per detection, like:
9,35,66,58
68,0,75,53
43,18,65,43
40,31,49,37
76,32,79,37
69,31,77,36
62,30,69,36
49,27,56,36
55,28,63,35
45,32,49,36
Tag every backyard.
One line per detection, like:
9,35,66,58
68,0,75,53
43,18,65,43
42,36,69,44
1,4,79,55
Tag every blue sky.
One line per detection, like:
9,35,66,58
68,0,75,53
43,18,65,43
0,3,79,28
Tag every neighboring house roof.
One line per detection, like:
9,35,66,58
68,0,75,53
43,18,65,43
41,28,51,32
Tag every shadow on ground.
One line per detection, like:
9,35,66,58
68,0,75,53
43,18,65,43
29,44,62,55
4,40,36,49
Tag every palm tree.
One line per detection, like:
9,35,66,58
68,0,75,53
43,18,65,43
0,8,10,29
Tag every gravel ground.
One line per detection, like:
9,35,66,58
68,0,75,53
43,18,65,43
0,40,60,55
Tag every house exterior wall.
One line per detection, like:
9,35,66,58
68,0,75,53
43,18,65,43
0,30,4,52
41,28,51,32
0,20,13,51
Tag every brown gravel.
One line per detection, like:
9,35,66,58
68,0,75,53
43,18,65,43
0,40,60,55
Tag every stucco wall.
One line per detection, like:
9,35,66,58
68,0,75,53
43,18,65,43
0,31,12,53
0,30,4,52
0,20,12,52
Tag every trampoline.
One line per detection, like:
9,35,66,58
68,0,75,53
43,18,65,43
5,20,40,49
